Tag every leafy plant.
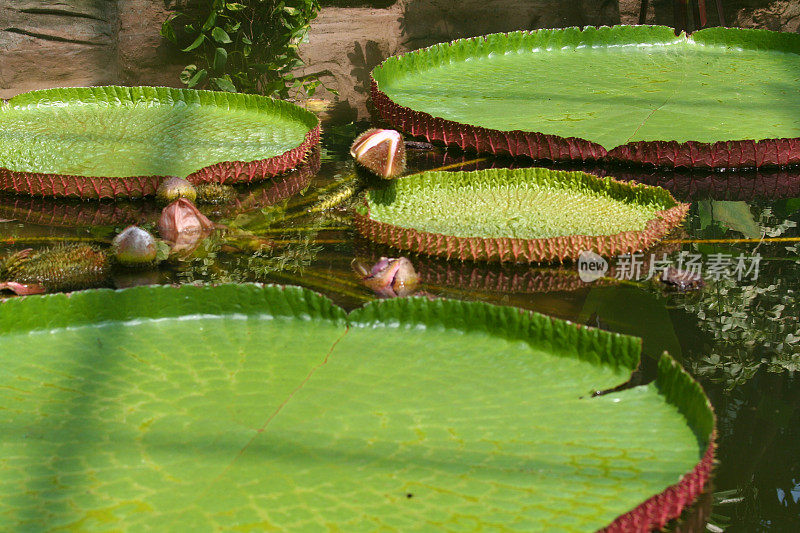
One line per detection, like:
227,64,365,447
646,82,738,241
677,204,800,389
161,0,326,98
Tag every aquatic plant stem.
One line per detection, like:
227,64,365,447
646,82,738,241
664,237,800,244
254,226,349,234
425,157,488,172
271,239,346,245
0,236,111,245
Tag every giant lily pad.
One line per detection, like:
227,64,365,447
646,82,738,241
372,25,800,169
354,167,688,262
0,86,320,198
0,284,712,531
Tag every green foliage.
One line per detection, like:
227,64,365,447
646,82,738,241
679,204,800,389
161,0,324,98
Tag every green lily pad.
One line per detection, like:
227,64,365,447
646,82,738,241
0,87,320,198
0,284,713,531
372,25,800,168
354,167,688,262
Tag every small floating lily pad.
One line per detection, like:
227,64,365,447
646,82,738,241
372,25,800,168
0,87,320,198
0,284,713,531
354,167,688,262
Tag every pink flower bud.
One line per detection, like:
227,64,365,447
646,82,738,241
158,198,214,253
353,256,419,298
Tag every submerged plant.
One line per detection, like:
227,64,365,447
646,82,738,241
196,183,236,205
676,204,800,388
660,266,705,292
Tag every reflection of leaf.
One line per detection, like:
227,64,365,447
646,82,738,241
711,201,761,238
697,200,713,230
784,197,800,215
579,286,682,361
0,285,713,531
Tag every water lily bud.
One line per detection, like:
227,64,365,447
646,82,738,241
196,183,235,205
112,225,158,266
158,198,214,253
156,176,197,204
660,266,705,291
350,128,406,179
353,256,419,298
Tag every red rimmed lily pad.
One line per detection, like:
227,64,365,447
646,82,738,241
0,86,320,198
372,25,800,169
0,283,713,530
354,167,688,263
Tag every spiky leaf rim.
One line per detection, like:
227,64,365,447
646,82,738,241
354,168,689,263
601,355,716,532
371,25,800,169
0,86,320,199
0,284,714,530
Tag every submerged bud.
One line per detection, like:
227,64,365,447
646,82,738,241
350,128,406,179
112,225,158,266
158,198,215,253
156,176,197,204
196,183,236,205
660,266,705,291
352,256,419,298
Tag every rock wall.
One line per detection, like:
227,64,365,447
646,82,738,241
619,0,800,30
0,0,185,99
2,0,800,117
0,0,120,96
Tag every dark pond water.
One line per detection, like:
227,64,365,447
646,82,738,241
1,123,799,531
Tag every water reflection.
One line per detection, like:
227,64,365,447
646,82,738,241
408,148,800,201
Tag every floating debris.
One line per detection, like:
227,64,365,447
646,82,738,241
404,140,435,151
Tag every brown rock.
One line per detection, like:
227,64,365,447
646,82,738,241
0,0,119,98
117,0,185,87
